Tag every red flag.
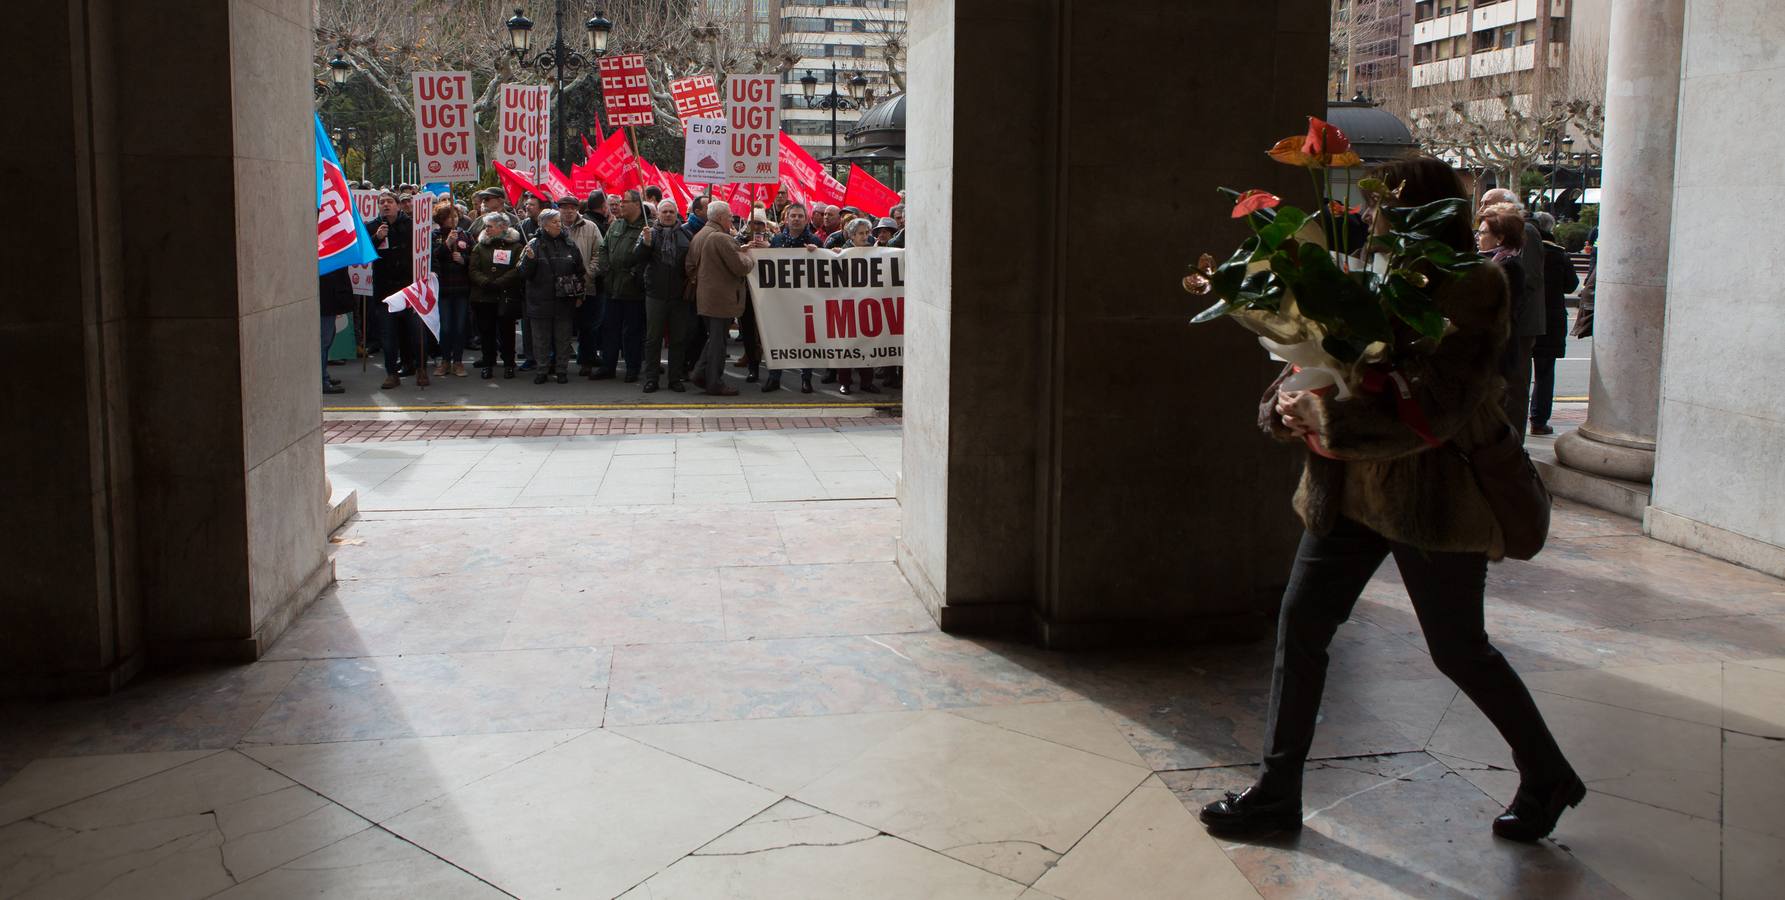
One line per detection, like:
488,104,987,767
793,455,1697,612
586,129,641,194
493,160,542,206
580,135,596,165
664,172,695,211
638,156,665,191
841,164,899,218
544,164,575,201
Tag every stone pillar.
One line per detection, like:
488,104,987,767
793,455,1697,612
1553,0,1685,483
899,0,1318,646
0,0,330,694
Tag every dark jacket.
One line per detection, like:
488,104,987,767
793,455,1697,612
597,214,650,299
644,222,694,302
431,226,473,296
1534,237,1579,357
824,230,851,250
517,230,585,314
368,212,412,296
1496,255,1527,347
319,268,355,317
468,227,525,306
771,225,824,249
1261,263,1513,559
1513,222,1546,338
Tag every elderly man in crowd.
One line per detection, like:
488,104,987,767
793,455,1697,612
687,201,766,397
641,199,694,393
554,196,604,377
1481,187,1547,434
594,189,651,382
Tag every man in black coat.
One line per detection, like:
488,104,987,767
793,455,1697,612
1529,212,1581,435
368,191,418,387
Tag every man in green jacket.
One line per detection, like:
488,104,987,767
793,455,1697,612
593,189,649,381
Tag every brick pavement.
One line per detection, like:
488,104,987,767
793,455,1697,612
324,415,904,444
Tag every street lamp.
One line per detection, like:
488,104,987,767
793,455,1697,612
327,53,353,87
502,5,609,173
801,63,867,179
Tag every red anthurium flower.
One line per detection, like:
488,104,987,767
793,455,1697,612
1302,117,1352,158
1233,190,1281,218
1267,135,1315,168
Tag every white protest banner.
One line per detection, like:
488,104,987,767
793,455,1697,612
746,247,905,367
347,189,379,295
725,74,779,184
412,72,477,182
384,192,441,338
499,84,551,183
682,117,728,186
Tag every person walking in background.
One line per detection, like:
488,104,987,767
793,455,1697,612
430,201,472,378
1481,188,1546,435
594,190,651,383
1529,212,1579,435
518,208,584,385
468,213,525,379
1201,156,1581,846
687,201,763,397
641,200,693,394
319,268,352,395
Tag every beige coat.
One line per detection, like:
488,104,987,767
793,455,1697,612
560,215,603,286
686,222,754,318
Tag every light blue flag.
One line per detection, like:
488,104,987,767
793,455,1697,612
315,113,378,274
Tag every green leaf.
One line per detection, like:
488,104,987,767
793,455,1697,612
1254,207,1309,256
1322,335,1371,364
1209,241,1254,297
1383,197,1471,242
1381,274,1448,340
1235,270,1285,309
1191,298,1234,323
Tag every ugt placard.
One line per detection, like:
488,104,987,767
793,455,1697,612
412,72,477,182
725,74,779,184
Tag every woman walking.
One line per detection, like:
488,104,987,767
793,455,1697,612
1200,157,1581,844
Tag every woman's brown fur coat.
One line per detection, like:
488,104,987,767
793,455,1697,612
1259,262,1513,559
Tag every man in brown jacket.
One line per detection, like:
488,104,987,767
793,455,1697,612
686,200,765,396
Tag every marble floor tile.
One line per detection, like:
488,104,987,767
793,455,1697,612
1521,662,1725,727
947,701,1148,767
604,633,1081,727
242,648,610,745
503,568,726,648
0,751,368,899
240,730,586,823
1162,754,1622,900
795,713,1150,884
1551,789,1720,900
1723,825,1785,900
1725,659,1785,737
613,710,922,794
621,834,1028,900
693,798,877,854
263,575,524,660
1725,730,1785,839
1034,777,1259,900
0,749,220,827
212,826,504,898
774,504,901,564
383,729,775,898
1428,689,1722,819
720,562,935,640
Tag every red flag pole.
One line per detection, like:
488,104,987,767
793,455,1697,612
626,125,646,192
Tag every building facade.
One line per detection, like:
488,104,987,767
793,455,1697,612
776,1,907,165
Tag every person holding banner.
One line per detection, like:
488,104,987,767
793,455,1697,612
518,209,585,384
369,191,419,388
641,200,694,393
688,201,766,396
832,218,882,395
765,202,824,394
468,213,526,379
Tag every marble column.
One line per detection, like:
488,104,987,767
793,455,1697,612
1553,0,1686,483
899,0,1319,646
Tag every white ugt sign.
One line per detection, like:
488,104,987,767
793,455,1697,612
412,71,478,182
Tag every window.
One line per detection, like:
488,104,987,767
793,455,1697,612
785,17,826,32
1473,29,1495,52
1414,1,1434,22
826,43,865,58
1499,26,1515,49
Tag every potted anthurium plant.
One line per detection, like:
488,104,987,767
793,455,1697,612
1183,117,1480,401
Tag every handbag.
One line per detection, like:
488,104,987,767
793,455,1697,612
1454,422,1551,560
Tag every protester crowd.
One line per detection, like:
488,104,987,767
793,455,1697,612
320,181,906,398
1472,188,1581,436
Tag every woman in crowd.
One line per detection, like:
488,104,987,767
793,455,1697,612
1477,203,1530,428
1200,156,1580,844
430,201,473,377
467,213,525,379
518,208,585,384
828,217,881,395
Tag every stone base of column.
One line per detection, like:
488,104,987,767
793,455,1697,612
1554,424,1657,483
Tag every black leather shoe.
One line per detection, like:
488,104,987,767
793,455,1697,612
858,382,881,394
801,375,814,394
1199,787,1302,837
556,370,569,384
820,371,838,384
624,371,639,384
643,379,659,393
1530,423,1555,435
480,367,493,380
1493,773,1585,842
839,384,853,395
590,369,616,381
533,372,548,385
504,365,515,379
762,376,781,392
667,380,686,393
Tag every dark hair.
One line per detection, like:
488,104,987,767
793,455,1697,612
623,189,643,204
1368,156,1472,252
643,185,664,202
784,202,808,215
690,196,709,213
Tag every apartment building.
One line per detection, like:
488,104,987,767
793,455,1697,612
776,0,907,162
1330,0,1414,102
1407,0,1580,104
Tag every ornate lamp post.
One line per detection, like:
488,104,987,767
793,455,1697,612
799,63,868,179
505,6,611,172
